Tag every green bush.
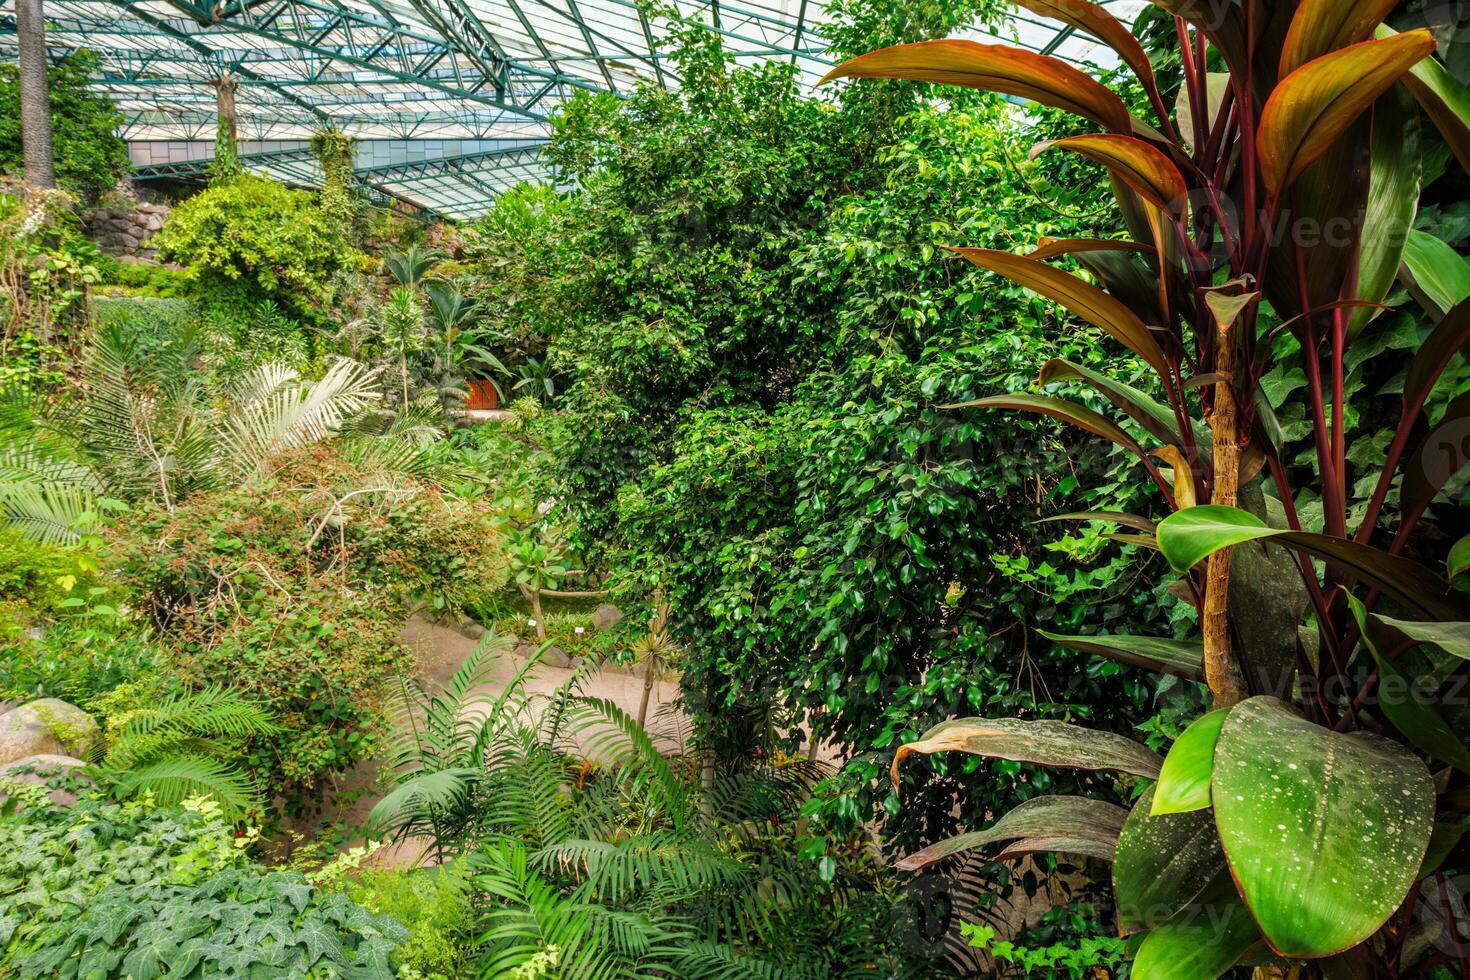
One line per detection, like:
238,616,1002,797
94,260,192,299
0,792,406,978
152,175,355,320
0,619,160,706
105,444,501,806
0,528,98,634
0,51,128,200
347,865,474,979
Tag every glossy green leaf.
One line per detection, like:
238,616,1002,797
1346,594,1470,774
892,716,1164,788
1037,629,1203,681
1450,534,1470,580
1402,230,1470,318
819,39,1132,133
1156,506,1464,619
1212,696,1434,957
1113,785,1226,934
893,795,1128,871
1279,0,1399,76
1352,86,1421,335
1152,709,1227,815
944,247,1171,377
1362,612,1470,661
1130,874,1263,980
1258,32,1436,195
944,394,1146,461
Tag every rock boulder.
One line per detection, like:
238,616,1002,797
0,699,100,766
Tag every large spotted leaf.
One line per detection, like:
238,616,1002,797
1130,874,1263,980
892,717,1163,788
1113,785,1227,935
1212,697,1434,957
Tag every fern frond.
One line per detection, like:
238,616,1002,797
99,755,260,816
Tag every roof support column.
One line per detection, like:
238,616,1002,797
15,0,56,187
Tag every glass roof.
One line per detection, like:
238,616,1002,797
0,0,1148,215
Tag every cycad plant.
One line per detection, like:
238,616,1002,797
0,322,381,540
381,244,438,290
92,686,280,817
824,0,1470,975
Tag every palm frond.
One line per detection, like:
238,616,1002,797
0,479,100,544
367,767,482,837
218,357,381,478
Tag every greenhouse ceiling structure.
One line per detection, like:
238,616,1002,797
0,0,1147,216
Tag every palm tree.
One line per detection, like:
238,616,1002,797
381,244,438,290
632,590,678,730
424,281,507,417
13,0,54,188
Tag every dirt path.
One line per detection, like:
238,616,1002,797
328,618,687,868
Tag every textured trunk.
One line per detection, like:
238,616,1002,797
215,73,238,145
15,0,55,188
637,658,655,731
210,73,241,180
1205,321,1248,709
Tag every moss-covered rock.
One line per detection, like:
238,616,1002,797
0,699,100,764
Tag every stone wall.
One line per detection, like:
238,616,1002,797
85,202,170,259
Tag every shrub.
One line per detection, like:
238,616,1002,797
0,792,406,977
94,261,192,299
105,445,501,806
0,528,98,635
152,175,354,320
0,51,128,200
346,865,475,979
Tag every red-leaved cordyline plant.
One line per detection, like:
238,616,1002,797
822,0,1470,975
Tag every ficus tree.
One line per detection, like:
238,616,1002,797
824,0,1470,974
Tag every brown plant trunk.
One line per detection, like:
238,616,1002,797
214,73,238,147
1205,328,1248,709
637,657,655,731
15,0,55,188
530,588,545,642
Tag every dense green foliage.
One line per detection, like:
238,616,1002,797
467,25,1169,856
0,792,405,977
0,51,129,200
152,175,354,320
